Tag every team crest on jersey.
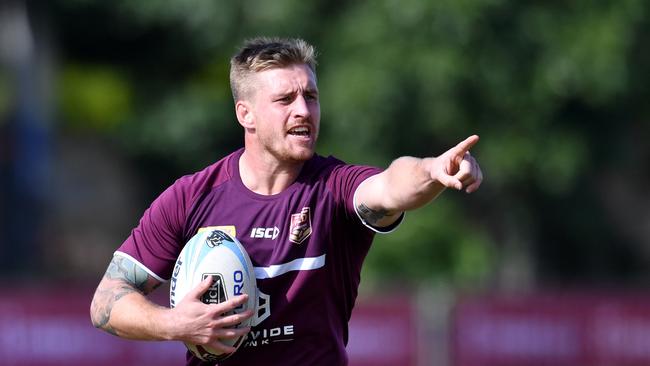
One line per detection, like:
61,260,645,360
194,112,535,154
289,207,312,244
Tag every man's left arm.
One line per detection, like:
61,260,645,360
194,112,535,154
354,135,483,228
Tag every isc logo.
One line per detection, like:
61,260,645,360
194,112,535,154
250,226,280,240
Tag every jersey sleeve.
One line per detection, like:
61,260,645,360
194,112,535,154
327,163,403,233
115,179,191,281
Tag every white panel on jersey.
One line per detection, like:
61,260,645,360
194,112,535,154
254,254,326,279
252,290,271,326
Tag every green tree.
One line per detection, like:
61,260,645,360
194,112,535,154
50,0,650,288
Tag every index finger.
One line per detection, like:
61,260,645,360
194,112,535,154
450,135,479,156
189,275,216,300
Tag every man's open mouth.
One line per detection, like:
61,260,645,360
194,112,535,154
288,126,310,137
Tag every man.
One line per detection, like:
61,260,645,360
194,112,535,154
90,37,482,365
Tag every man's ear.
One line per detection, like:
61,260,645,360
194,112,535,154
236,100,255,129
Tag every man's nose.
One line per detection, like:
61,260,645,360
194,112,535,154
292,95,311,119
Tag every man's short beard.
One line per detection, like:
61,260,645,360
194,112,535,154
276,148,314,164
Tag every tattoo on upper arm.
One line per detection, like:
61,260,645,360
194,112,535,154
357,203,396,226
91,256,162,335
105,255,155,293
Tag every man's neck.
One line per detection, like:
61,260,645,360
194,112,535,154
239,149,305,195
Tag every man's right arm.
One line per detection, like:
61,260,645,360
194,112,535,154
90,254,168,339
90,254,253,353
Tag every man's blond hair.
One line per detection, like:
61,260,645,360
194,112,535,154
230,37,317,102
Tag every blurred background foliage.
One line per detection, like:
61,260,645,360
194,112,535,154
2,0,649,291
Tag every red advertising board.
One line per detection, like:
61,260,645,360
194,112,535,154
0,286,417,366
0,286,186,366
347,297,418,366
453,293,650,366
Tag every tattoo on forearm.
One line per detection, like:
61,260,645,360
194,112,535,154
91,256,161,335
357,203,395,225
91,283,137,335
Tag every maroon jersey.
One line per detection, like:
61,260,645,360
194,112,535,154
116,148,402,365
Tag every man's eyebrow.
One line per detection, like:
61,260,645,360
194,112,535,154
303,86,319,95
272,90,295,98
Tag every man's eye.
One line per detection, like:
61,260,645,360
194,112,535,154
276,96,292,103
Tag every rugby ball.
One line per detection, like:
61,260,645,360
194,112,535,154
170,229,257,362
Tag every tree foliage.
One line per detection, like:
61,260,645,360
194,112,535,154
49,0,650,287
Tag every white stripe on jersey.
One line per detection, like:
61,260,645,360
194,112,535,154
254,254,326,279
